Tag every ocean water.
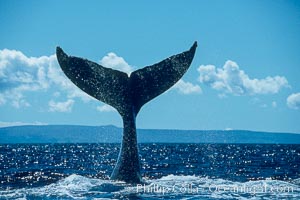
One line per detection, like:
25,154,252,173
0,143,299,199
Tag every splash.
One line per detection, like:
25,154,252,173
1,175,299,199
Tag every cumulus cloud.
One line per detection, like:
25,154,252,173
96,104,117,112
0,49,103,110
172,79,202,95
0,49,56,108
198,60,289,96
99,52,134,74
287,93,300,110
48,99,74,112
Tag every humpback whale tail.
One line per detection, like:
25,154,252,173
56,42,197,183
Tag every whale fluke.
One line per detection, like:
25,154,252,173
56,42,197,183
130,42,197,114
56,47,130,116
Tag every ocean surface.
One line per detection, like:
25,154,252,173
0,143,299,199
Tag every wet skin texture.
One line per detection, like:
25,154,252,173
56,42,197,183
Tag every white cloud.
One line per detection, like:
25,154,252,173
48,99,74,112
96,104,116,112
99,52,133,74
0,49,94,109
0,49,56,108
272,101,277,108
287,93,300,110
198,60,289,96
0,121,47,128
172,79,202,95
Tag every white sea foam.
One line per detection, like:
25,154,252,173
0,175,299,199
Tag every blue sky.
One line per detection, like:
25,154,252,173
0,0,300,133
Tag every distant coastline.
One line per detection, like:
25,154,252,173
1,125,300,144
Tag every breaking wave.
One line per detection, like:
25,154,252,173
0,174,299,199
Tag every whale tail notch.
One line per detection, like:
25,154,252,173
56,42,197,116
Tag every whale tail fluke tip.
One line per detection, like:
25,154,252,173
191,41,197,51
56,46,65,56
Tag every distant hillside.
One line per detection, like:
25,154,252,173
0,125,299,144
0,125,121,143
